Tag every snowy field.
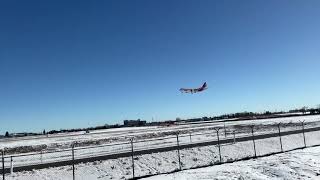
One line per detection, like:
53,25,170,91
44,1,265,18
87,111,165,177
2,115,320,154
4,128,320,180
143,146,320,180
1,115,320,171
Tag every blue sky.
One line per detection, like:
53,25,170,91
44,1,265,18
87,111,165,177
1,0,320,134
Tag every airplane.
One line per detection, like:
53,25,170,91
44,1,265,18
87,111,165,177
179,82,208,94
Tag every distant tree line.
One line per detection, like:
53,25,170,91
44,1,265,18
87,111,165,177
2,124,122,138
289,106,320,115
174,105,320,123
47,124,121,135
2,105,320,138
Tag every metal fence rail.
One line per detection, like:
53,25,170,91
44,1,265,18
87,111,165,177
1,122,320,180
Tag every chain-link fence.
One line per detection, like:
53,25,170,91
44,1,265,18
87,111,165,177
1,121,320,180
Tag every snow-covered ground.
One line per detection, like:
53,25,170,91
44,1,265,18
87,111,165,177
2,115,320,171
4,129,320,180
2,115,320,154
143,146,320,180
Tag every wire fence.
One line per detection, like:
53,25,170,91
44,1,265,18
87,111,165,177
1,121,320,180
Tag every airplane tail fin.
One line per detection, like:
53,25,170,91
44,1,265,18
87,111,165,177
202,82,207,88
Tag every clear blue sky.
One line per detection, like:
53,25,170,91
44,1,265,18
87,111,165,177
1,0,320,134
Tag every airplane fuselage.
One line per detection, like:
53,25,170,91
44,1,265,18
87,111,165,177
179,82,208,93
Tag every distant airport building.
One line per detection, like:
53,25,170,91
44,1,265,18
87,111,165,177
123,119,146,127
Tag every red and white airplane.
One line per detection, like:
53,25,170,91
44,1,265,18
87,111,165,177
179,82,208,94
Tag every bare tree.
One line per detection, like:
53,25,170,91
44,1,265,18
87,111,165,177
301,106,308,114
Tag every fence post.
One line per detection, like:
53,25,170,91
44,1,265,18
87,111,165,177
72,144,75,180
176,133,182,171
2,150,4,180
189,132,192,143
130,138,135,178
10,156,13,174
233,130,236,144
277,123,283,152
214,128,222,163
40,150,43,164
300,120,306,148
224,123,227,138
250,125,257,158
154,155,158,175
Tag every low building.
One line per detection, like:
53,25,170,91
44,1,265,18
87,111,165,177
123,119,146,127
